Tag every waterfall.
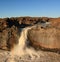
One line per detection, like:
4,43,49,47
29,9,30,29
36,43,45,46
8,26,40,62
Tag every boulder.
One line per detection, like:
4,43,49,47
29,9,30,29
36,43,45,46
28,25,60,50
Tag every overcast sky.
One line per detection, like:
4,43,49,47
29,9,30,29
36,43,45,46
0,0,60,18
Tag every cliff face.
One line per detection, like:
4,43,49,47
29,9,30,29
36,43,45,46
0,17,60,51
0,17,60,62
0,25,19,50
28,25,60,50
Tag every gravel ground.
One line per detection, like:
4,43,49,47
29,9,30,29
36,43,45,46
0,50,60,62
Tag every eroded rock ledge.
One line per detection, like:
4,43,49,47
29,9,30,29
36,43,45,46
0,17,60,50
0,17,60,62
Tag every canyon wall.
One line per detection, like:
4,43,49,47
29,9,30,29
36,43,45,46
0,17,60,51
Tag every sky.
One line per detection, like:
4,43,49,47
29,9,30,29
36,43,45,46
0,0,60,18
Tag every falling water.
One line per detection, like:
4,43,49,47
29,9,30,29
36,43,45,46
9,26,40,62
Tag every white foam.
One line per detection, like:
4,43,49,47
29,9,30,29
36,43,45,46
9,26,40,62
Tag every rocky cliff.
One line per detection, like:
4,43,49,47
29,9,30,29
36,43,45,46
0,17,60,62
28,25,60,52
0,17,60,50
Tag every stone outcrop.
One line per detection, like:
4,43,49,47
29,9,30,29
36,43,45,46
0,16,60,51
0,25,19,51
28,24,60,53
0,17,60,28
0,17,60,62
